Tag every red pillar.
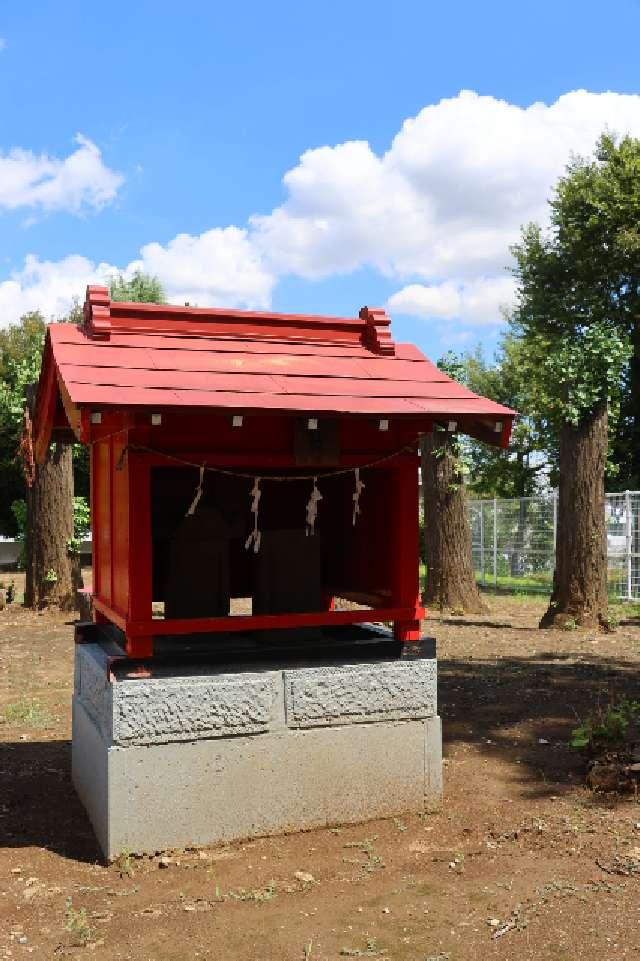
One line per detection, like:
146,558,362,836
126,455,153,658
390,458,423,642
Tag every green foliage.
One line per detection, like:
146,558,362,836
10,498,27,535
570,698,640,750
0,312,46,535
64,900,93,946
10,494,89,565
109,269,166,304
510,133,637,434
0,580,16,603
2,697,50,727
440,335,553,496
10,499,28,568
73,495,91,540
228,880,277,902
0,278,162,539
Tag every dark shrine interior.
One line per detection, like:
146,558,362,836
150,466,396,620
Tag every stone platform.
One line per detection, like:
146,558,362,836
72,627,442,860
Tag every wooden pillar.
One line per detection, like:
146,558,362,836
390,459,422,642
126,455,153,658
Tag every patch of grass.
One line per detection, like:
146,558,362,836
343,837,385,874
228,880,277,902
475,570,553,595
610,600,640,621
116,849,134,877
64,900,93,946
570,698,640,750
2,697,50,727
339,939,387,957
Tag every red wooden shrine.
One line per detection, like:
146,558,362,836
33,286,515,658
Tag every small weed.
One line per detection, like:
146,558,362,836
228,880,277,902
392,817,407,832
44,568,58,583
570,698,640,750
602,611,621,631
116,849,134,877
343,837,385,874
64,899,93,946
339,938,387,957
562,618,577,631
0,580,15,604
2,698,50,727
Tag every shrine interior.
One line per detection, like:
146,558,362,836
150,465,397,622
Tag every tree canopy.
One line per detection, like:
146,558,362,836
439,335,551,498
510,133,635,435
109,270,166,303
0,271,166,536
0,312,46,535
451,134,639,500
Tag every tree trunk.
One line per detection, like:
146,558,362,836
540,404,608,628
22,386,81,611
421,431,488,614
25,441,79,610
630,318,640,489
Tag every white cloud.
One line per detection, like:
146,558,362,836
252,90,640,284
387,276,517,326
0,228,275,325
0,134,123,214
0,254,116,321
3,89,640,329
128,226,274,309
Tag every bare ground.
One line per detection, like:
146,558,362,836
1,591,639,961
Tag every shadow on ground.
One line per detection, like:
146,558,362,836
0,739,101,862
439,647,638,801
1,642,637,860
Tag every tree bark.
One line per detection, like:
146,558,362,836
25,441,79,610
421,431,488,614
22,386,81,611
540,404,608,628
629,318,640,489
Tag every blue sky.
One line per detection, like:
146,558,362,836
1,0,640,361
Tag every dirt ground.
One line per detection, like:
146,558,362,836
1,590,639,961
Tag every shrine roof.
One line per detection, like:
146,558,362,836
34,285,515,458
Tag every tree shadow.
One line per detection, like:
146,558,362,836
0,739,101,862
1,649,636,860
439,650,639,803
438,619,514,629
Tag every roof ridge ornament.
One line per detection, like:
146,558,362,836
359,306,395,355
83,285,111,340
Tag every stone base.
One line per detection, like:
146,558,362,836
72,636,442,860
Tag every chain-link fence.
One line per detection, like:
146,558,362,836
468,491,640,599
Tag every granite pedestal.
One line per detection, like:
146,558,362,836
72,629,442,860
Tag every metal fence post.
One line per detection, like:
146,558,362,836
625,489,632,601
479,501,485,585
493,497,498,588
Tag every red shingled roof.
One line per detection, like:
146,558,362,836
34,285,515,456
